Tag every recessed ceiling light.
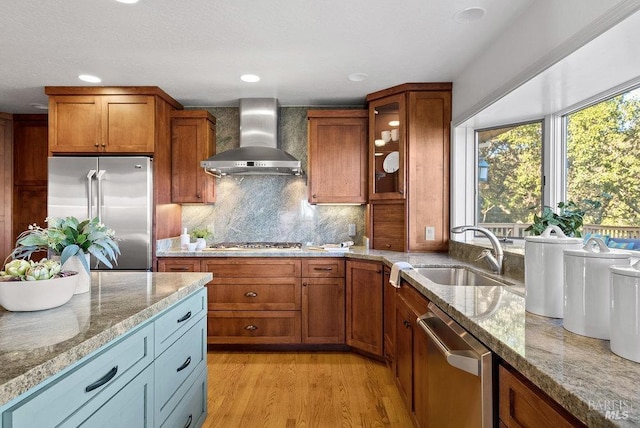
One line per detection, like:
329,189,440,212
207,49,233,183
29,103,48,110
348,73,368,82
116,0,139,3
78,74,102,83
240,74,260,83
454,7,486,23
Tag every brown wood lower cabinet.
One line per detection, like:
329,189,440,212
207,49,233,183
394,282,429,428
499,363,586,428
158,257,345,346
382,265,395,366
346,260,384,357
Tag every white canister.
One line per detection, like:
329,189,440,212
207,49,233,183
525,225,582,318
610,260,640,363
563,238,630,339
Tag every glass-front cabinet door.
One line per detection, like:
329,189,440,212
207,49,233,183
368,94,406,200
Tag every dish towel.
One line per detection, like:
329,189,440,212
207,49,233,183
389,262,413,288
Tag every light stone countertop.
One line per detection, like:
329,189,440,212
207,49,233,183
0,271,212,408
158,246,639,427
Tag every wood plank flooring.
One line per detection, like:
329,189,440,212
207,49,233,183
205,351,414,428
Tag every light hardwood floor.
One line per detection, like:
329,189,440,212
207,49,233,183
205,351,414,427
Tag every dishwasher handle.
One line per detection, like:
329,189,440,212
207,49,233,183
418,312,481,377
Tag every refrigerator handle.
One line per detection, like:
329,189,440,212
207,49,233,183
87,170,97,219
96,170,106,222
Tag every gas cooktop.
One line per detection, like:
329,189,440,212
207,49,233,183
207,242,303,250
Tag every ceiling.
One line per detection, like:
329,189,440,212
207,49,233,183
464,7,640,129
0,0,533,113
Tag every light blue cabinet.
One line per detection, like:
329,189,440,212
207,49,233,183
1,287,207,428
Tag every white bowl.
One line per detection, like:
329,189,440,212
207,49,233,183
0,273,78,312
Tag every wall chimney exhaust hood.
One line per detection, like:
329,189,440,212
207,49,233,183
201,98,303,177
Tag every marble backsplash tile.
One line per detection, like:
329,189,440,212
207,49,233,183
181,106,366,245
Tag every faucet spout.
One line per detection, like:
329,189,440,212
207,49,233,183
451,225,504,274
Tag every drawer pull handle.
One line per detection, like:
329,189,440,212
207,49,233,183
170,266,189,271
245,325,258,331
85,366,118,392
383,271,390,277
183,414,193,428
313,267,333,271
177,311,192,323
244,291,258,297
177,356,192,372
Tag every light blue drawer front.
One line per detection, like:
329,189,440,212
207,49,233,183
64,363,154,428
159,366,207,428
155,314,206,421
3,323,154,428
155,288,207,355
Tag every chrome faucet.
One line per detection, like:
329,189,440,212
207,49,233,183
451,225,504,274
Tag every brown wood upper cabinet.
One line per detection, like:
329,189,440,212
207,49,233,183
367,83,452,252
307,109,368,204
368,94,406,200
171,110,216,203
45,86,182,155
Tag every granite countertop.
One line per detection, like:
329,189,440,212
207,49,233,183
158,246,639,427
0,271,212,408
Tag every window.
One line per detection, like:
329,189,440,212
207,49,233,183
564,86,640,238
476,121,543,238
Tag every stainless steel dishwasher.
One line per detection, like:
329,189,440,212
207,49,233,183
417,302,493,427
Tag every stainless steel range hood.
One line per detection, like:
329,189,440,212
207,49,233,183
201,98,303,177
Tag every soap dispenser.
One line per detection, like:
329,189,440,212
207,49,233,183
180,228,190,249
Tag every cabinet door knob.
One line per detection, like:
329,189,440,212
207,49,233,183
94,143,99,147
245,325,258,331
183,414,193,428
244,291,258,297
85,366,118,392
177,311,192,323
303,282,307,287
196,193,201,199
312,194,317,198
101,143,106,147
176,356,192,372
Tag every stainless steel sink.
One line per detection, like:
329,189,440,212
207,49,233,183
414,267,505,287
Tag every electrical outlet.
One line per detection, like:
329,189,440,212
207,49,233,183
207,224,215,236
348,223,356,236
425,226,435,241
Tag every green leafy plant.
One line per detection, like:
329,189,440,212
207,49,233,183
190,227,212,240
9,217,120,274
525,200,602,237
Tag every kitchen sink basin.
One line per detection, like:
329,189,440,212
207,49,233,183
414,267,505,287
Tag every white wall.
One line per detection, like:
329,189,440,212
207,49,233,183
451,0,640,126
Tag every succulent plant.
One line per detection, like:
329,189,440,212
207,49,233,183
0,258,63,281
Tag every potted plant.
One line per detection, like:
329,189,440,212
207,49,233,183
190,227,212,250
525,200,601,237
9,216,120,294
0,258,79,311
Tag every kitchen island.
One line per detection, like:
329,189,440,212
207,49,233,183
158,246,640,427
0,271,212,427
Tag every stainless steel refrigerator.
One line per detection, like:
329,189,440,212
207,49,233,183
48,156,153,271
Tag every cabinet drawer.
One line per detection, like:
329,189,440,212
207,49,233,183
208,278,301,310
302,258,345,277
63,364,154,428
159,366,207,428
155,315,207,423
155,288,207,355
202,258,301,278
4,323,154,427
208,311,301,344
157,258,201,272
